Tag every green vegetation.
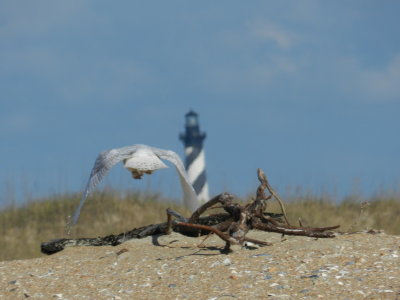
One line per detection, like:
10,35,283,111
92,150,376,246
0,189,399,261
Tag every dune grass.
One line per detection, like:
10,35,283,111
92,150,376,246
0,189,188,262
263,194,400,234
0,189,399,261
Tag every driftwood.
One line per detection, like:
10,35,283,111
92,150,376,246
41,169,339,255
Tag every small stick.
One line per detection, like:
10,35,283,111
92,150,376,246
166,210,172,235
177,222,239,246
258,169,291,225
197,232,213,248
253,221,339,238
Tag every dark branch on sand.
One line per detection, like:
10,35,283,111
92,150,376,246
41,169,339,255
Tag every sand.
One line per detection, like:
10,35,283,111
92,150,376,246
0,230,399,299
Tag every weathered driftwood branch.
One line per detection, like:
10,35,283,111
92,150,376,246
41,223,167,255
41,169,340,254
166,168,339,252
41,212,231,254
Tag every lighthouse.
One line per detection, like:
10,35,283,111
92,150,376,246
179,110,209,202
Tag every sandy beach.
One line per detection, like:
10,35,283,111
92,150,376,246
0,230,399,299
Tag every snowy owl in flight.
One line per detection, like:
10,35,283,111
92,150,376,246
70,144,200,227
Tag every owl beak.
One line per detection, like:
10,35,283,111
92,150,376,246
131,170,144,179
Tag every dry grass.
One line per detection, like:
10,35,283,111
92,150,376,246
0,189,188,262
262,194,400,235
1,189,399,261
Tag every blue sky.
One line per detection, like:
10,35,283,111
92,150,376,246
1,1,399,205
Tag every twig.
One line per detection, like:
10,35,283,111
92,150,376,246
257,168,290,225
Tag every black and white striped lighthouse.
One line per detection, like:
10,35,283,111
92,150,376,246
179,110,209,202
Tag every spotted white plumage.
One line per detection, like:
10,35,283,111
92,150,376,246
70,144,200,227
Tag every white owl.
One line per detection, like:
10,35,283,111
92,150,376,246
70,144,200,227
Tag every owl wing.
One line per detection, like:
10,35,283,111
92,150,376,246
70,145,139,226
151,147,200,212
